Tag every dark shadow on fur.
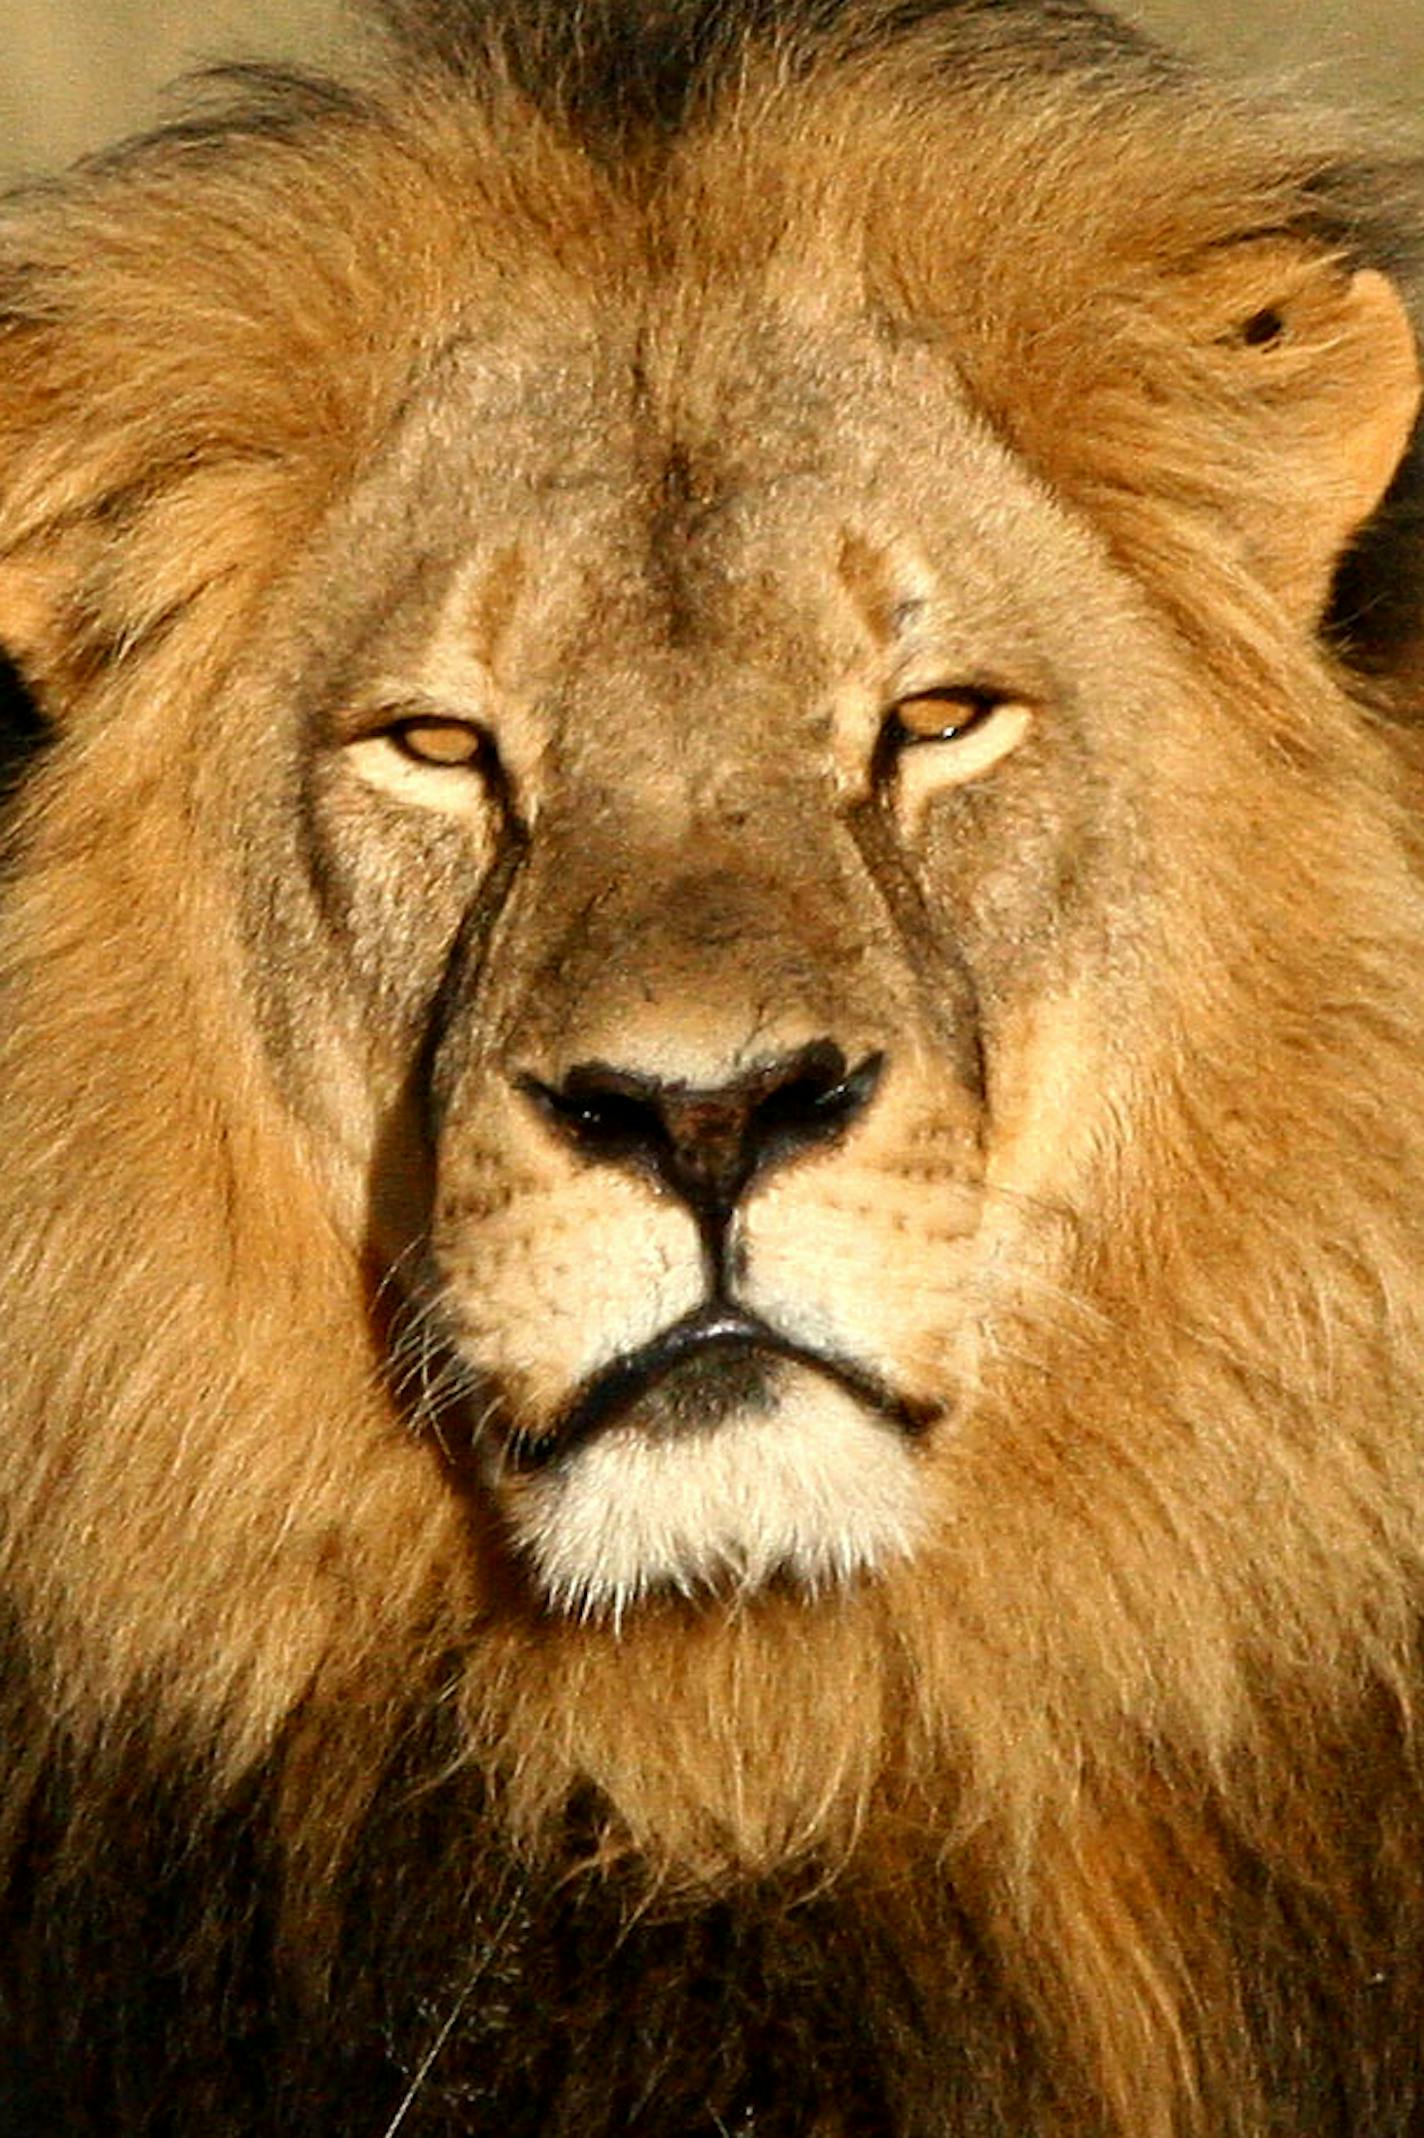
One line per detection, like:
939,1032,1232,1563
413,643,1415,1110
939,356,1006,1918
1328,433,1424,705
0,1647,1047,2138
0,647,49,814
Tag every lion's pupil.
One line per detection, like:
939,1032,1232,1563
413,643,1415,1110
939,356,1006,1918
396,720,481,766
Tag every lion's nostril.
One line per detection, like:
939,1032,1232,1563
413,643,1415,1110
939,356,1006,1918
530,1073,672,1162
750,1044,883,1147
518,1043,885,1229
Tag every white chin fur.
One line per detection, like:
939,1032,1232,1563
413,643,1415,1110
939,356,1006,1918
506,1379,925,1623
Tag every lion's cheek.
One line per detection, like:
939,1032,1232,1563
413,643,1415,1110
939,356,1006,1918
738,1153,983,1401
432,1163,704,1422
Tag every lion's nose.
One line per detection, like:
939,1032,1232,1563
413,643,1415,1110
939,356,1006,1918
519,1041,884,1229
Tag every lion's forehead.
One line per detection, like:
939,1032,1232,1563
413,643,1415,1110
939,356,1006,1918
315,303,1126,755
418,309,1025,550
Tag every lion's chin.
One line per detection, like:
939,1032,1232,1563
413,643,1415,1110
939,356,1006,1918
499,1363,927,1623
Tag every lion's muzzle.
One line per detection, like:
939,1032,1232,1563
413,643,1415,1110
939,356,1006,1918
477,1042,940,1615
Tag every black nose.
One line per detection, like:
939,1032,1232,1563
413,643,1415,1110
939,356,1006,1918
519,1041,884,1229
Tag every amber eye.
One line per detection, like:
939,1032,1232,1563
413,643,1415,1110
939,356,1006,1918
342,709,505,827
389,717,489,769
874,686,1034,811
886,686,1007,749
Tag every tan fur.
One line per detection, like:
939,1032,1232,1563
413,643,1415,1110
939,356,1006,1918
2,7,1424,2132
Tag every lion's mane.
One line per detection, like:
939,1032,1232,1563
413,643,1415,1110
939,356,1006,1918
2,3,1424,2134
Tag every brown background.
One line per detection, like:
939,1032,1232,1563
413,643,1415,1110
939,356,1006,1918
1,1,1421,180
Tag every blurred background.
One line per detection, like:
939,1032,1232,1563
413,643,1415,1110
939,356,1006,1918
1,0,1421,180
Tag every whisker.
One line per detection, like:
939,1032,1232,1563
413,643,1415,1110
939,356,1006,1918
378,1883,528,2138
370,1234,434,1315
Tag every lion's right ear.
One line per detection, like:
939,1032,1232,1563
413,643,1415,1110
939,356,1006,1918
1195,248,1422,626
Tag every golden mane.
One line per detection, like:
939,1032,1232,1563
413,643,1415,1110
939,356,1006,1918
1,4,1423,2133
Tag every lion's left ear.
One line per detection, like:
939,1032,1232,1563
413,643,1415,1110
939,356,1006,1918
1218,258,1421,624
0,547,75,702
0,330,110,716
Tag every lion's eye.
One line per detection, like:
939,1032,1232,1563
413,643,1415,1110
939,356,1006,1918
877,688,1034,799
342,711,503,827
890,687,1006,747
389,717,489,769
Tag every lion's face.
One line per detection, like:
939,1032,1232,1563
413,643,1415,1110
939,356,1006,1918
247,298,1185,1620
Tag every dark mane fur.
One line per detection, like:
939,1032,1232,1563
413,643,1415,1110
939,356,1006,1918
369,0,1164,132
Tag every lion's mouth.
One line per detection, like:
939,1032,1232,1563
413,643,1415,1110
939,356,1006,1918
506,1305,940,1472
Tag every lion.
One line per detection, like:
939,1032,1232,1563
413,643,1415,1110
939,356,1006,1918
0,0,1423,2130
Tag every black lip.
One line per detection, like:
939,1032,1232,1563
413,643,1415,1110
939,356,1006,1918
506,1304,941,1472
